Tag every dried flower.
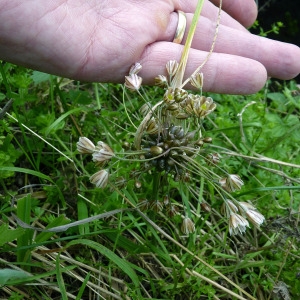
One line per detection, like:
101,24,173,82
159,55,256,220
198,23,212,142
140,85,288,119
90,169,109,188
245,209,265,228
146,118,159,134
219,174,244,192
154,75,168,87
166,204,178,218
138,198,150,211
92,141,114,163
181,217,195,235
200,202,211,212
114,176,127,189
129,62,142,75
150,200,163,213
190,72,204,90
229,213,249,235
77,137,96,154
125,74,142,91
139,102,152,117
227,200,239,213
166,60,179,77
221,199,238,217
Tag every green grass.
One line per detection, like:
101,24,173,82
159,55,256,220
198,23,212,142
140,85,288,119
0,60,300,300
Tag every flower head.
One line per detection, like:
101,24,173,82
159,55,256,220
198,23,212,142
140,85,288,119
184,95,216,118
77,137,96,154
90,169,109,188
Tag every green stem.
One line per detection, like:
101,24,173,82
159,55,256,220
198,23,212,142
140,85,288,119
0,62,12,98
152,172,161,200
171,0,205,89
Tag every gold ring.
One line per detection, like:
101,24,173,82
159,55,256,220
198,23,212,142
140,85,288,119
172,10,187,44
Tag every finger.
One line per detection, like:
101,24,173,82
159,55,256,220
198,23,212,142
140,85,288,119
209,0,258,28
180,14,300,80
176,0,249,32
139,42,267,94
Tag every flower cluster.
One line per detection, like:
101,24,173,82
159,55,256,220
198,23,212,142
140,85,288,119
77,137,114,188
222,199,265,235
77,61,265,236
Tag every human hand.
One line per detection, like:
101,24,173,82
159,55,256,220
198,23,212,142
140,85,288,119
0,0,299,94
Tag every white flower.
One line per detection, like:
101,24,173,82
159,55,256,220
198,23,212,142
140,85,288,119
239,202,265,228
90,169,109,188
245,209,265,227
166,60,179,77
190,72,204,90
229,213,249,235
125,74,142,91
219,174,244,192
77,137,95,154
154,75,168,87
92,141,114,163
181,217,195,235
129,62,142,75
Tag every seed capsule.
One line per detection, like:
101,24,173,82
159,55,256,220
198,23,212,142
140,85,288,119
175,112,189,119
174,88,188,103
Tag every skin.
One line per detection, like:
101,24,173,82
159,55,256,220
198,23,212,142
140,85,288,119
0,0,299,94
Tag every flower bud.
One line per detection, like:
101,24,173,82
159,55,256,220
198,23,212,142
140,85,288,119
190,72,204,90
154,75,168,87
181,217,195,235
129,62,142,75
125,74,142,91
219,174,244,192
90,169,109,188
166,60,179,77
229,213,249,235
77,137,95,154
